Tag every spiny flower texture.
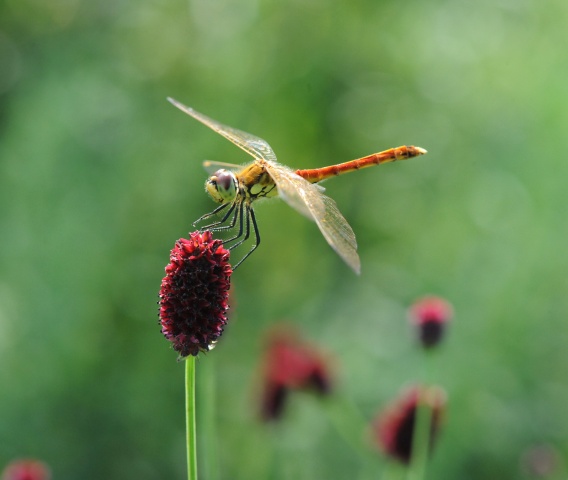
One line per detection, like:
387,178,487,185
1,460,51,480
159,231,232,357
373,385,446,464
260,327,333,420
409,296,453,348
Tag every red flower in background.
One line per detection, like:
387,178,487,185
409,296,453,348
159,231,232,358
260,326,333,420
373,385,446,464
1,460,51,480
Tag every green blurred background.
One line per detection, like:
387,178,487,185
1,0,567,478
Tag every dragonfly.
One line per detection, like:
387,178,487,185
168,97,427,274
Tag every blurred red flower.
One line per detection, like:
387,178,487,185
260,326,333,420
159,231,232,357
409,296,453,348
373,385,446,464
1,460,51,480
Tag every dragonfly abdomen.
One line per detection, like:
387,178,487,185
296,145,427,184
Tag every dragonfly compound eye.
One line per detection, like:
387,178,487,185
206,169,237,204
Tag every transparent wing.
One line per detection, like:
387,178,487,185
202,160,243,175
168,97,278,163
267,163,361,274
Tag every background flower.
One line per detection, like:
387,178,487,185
373,385,447,464
259,326,333,420
1,460,51,480
408,296,454,349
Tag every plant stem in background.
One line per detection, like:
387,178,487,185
186,357,198,480
407,392,432,480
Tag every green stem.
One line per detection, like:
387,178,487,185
407,390,432,480
407,348,438,480
185,356,198,480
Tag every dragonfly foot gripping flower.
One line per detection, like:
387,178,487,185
159,231,232,358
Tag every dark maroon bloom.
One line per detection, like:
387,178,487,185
409,296,453,348
159,231,232,358
373,386,446,464
1,460,51,480
260,327,333,420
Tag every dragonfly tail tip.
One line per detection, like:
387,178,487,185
416,146,428,155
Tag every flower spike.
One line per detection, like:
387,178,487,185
159,231,232,358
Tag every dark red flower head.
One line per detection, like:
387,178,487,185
1,460,51,480
373,385,446,464
159,231,232,358
409,296,453,348
260,326,333,421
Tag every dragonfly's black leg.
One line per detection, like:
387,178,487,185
227,202,251,250
250,207,260,249
231,206,261,270
223,201,246,246
197,201,241,233
193,202,231,227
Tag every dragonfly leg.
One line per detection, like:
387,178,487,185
197,201,241,232
226,202,251,250
193,202,231,227
223,201,247,246
231,205,261,270
250,206,260,249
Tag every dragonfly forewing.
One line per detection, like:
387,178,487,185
168,98,279,163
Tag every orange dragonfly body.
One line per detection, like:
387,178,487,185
168,98,426,274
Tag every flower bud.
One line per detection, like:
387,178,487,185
409,296,453,348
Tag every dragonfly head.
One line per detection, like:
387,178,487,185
205,169,238,204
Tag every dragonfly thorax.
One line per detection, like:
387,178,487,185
206,169,238,204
